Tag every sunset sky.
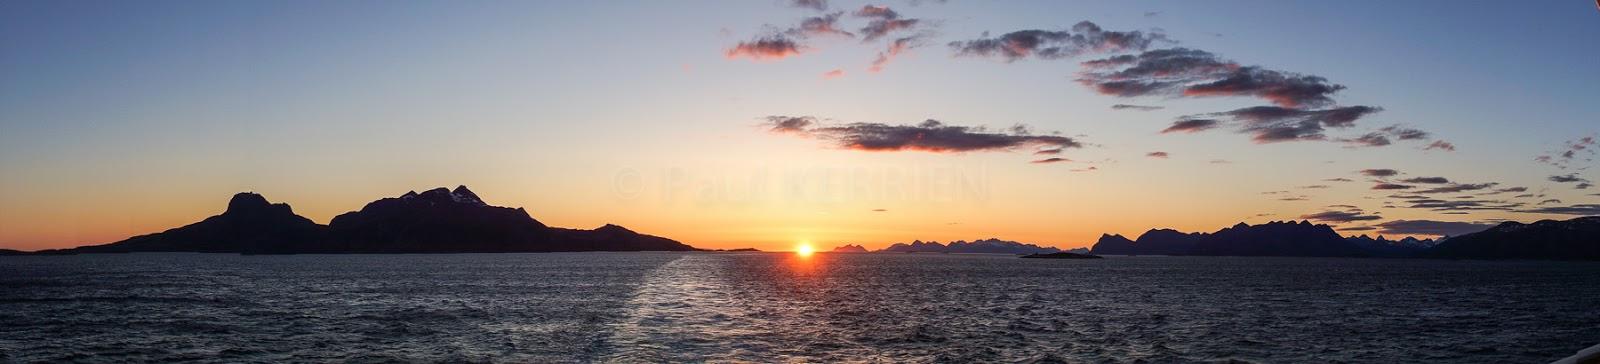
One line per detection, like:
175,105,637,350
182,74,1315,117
2,1,1598,252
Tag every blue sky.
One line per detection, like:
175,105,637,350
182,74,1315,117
2,1,1598,251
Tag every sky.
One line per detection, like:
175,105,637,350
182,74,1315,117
2,0,1598,252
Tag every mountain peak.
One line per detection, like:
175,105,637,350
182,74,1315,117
451,185,486,206
226,192,283,215
595,224,634,234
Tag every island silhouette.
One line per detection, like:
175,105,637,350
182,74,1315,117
37,186,695,254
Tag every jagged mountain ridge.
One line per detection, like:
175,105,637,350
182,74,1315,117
1422,216,1600,260
880,238,1060,254
1091,221,1368,257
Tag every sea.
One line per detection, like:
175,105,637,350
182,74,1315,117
2,252,1598,363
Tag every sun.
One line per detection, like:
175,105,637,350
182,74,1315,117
795,242,815,257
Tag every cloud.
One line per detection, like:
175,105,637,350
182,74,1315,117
1548,173,1587,185
1338,132,1391,148
869,34,926,72
949,21,1163,62
1078,48,1346,108
1397,198,1522,212
1380,126,1430,140
1071,166,1099,172
1360,169,1400,177
766,116,817,132
1415,183,1497,194
1375,220,1494,237
1031,157,1071,164
1300,210,1383,223
1538,199,1563,205
726,35,804,60
871,208,888,212
1338,126,1443,149
790,0,827,11
1521,204,1600,215
765,116,1083,153
1482,186,1527,195
1536,136,1596,168
1183,68,1348,109
1211,106,1383,143
1034,148,1062,155
1372,183,1414,190
1209,159,1232,164
822,69,845,79
1325,178,1354,182
1146,151,1169,158
1161,119,1220,134
1111,104,1164,111
1399,177,1450,184
1300,185,1330,189
854,5,920,42
789,12,855,38
1424,140,1456,152
1580,183,1594,190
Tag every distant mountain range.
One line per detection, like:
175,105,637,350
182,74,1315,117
12,189,1596,261
878,238,1061,254
35,186,696,254
1091,221,1431,257
1090,217,1600,260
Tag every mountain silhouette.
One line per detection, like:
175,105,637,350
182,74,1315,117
1088,234,1137,255
830,244,869,253
1190,221,1366,257
1422,216,1600,260
1090,229,1205,256
1091,221,1367,257
880,238,1059,254
46,186,695,254
1345,235,1436,257
324,186,552,253
62,193,328,254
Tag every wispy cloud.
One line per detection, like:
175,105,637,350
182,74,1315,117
949,22,1164,62
1146,151,1169,158
1161,119,1220,134
726,35,804,60
1399,177,1450,184
789,12,855,38
854,5,920,42
1359,169,1400,177
764,116,1082,154
1415,183,1497,194
1523,204,1600,215
789,0,828,11
1300,210,1382,223
1078,48,1345,108
1424,140,1456,152
869,34,927,72
1111,104,1164,111
1372,183,1414,190
1550,174,1589,184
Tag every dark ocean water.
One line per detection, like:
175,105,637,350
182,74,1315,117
2,252,1598,363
